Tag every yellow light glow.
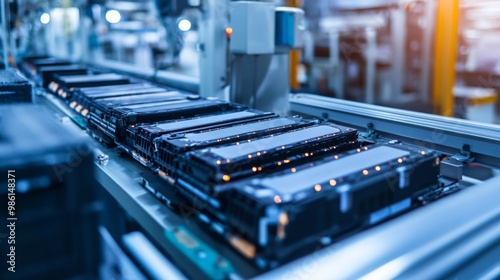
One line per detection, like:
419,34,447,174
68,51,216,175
279,212,289,225
226,27,233,38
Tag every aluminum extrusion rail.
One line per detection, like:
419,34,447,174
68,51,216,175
290,93,500,167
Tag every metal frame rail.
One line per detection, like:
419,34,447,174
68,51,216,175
290,93,500,168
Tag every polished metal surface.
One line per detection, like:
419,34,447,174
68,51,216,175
123,231,187,280
230,53,290,116
198,0,228,100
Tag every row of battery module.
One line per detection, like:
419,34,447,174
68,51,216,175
23,56,442,268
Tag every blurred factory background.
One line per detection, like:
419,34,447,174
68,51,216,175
0,0,499,279
4,0,500,122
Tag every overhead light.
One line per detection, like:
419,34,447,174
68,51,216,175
105,9,121,24
40,13,50,24
178,19,191,32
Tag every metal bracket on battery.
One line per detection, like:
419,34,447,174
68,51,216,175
451,144,474,163
359,123,379,141
440,144,474,182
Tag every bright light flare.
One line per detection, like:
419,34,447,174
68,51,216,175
105,10,121,24
40,13,51,24
178,19,191,31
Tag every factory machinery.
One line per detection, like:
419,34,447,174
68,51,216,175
8,55,498,279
